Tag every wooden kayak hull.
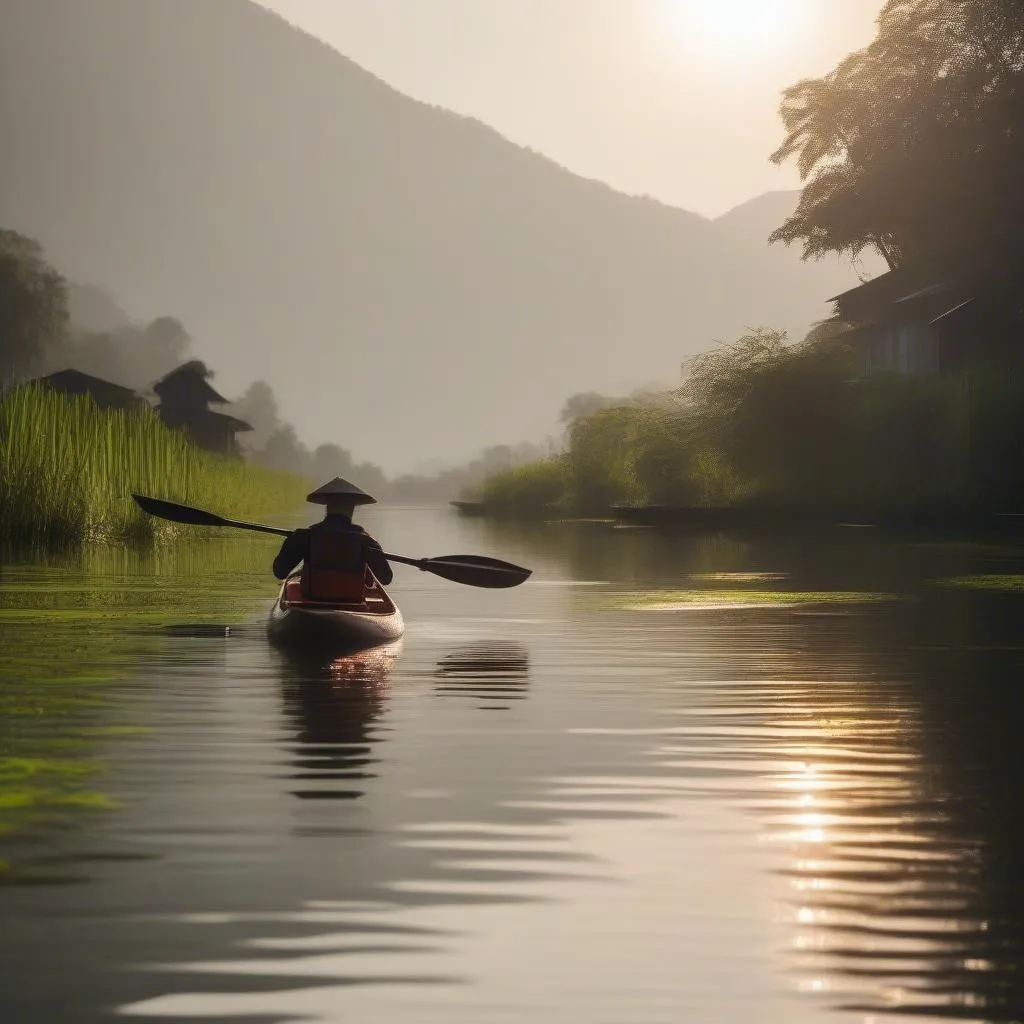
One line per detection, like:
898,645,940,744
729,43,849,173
267,572,405,649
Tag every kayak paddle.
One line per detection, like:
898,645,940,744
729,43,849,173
131,494,532,589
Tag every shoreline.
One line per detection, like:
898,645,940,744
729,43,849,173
453,500,1024,534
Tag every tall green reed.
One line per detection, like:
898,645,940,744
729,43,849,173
0,385,309,545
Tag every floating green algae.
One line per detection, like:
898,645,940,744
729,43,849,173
79,725,151,738
590,589,894,611
686,572,788,584
0,756,99,783
0,538,284,848
0,757,115,838
0,788,116,812
935,575,1024,592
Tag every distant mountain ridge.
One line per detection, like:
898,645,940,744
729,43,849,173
0,0,863,471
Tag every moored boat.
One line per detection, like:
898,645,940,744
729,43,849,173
267,570,405,648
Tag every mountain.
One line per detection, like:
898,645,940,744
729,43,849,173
713,191,804,244
713,191,885,292
0,0,862,472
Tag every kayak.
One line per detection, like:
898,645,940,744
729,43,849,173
267,571,405,648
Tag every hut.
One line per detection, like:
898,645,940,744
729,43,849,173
29,368,148,412
831,232,1024,379
153,361,252,455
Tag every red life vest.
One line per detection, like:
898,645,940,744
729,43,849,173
301,525,369,603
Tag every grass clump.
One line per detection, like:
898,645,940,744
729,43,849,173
0,384,309,545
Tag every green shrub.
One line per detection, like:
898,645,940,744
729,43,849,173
473,327,1024,517
475,458,567,514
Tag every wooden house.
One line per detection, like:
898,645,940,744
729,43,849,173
30,368,148,412
831,234,1024,379
153,362,252,455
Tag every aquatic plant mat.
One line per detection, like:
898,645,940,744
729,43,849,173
593,589,894,611
0,540,281,875
934,574,1024,592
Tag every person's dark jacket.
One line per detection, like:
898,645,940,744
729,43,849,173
272,514,393,584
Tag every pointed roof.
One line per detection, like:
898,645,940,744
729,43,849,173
306,477,377,506
153,362,228,404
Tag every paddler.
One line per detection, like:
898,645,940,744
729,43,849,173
272,477,394,598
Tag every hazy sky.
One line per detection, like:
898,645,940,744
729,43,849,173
259,0,883,217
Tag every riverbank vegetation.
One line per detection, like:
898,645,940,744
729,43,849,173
1,226,549,506
0,385,308,546
474,0,1024,519
472,327,1024,517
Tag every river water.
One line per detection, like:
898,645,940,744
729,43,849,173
2,506,1024,1023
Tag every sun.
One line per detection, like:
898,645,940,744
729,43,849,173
662,0,802,56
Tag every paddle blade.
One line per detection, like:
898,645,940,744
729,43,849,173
420,554,532,589
132,493,227,527
131,494,291,537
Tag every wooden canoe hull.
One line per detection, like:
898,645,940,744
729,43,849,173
267,572,405,648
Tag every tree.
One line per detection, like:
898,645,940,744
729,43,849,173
559,391,618,425
675,327,857,502
769,0,1024,269
676,328,793,426
230,379,281,450
349,460,388,496
259,424,310,474
0,229,69,382
310,443,356,482
54,315,195,389
144,316,191,364
565,405,643,510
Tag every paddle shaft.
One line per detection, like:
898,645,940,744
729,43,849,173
139,503,422,564
382,551,428,570
139,510,432,569
131,494,530,587
202,521,428,569
167,515,418,567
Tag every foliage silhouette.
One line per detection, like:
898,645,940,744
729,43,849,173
770,0,1024,268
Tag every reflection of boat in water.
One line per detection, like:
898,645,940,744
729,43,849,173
267,571,404,649
435,642,530,709
273,640,403,801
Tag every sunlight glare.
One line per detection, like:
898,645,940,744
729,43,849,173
663,0,801,56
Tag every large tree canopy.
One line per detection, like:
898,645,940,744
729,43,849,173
770,0,1024,269
0,229,68,382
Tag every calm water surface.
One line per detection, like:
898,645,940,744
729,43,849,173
2,506,1024,1023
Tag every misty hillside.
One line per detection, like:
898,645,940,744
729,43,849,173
713,191,805,244
713,192,884,286
67,284,133,334
0,0,861,472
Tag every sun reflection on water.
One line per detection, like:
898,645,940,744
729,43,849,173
747,697,990,1020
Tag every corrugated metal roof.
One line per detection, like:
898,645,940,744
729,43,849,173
894,282,954,303
929,297,978,325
